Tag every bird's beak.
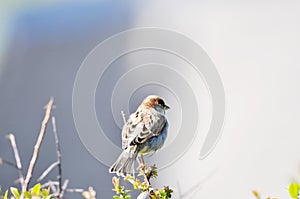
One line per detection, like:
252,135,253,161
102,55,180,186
164,105,170,111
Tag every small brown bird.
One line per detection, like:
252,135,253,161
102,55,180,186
109,95,170,176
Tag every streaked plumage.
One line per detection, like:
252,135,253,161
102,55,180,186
109,95,170,176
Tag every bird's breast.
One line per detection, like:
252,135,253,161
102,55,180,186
137,124,168,155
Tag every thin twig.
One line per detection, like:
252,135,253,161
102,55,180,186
137,156,152,186
40,180,59,189
23,98,54,191
41,180,58,194
178,168,217,198
6,133,25,189
59,179,69,199
176,181,183,198
37,161,59,182
52,116,62,194
121,111,127,125
0,157,18,169
66,188,84,193
14,178,23,185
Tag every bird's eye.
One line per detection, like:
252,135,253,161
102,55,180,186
157,99,165,106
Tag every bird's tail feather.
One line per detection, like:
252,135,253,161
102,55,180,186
109,150,137,176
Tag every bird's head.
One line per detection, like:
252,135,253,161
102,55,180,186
141,95,170,113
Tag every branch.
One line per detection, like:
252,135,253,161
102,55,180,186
23,98,54,191
6,133,25,189
0,157,18,169
138,164,157,187
51,116,62,194
177,168,217,198
59,179,69,199
37,161,59,182
66,188,84,193
41,180,58,194
121,111,127,125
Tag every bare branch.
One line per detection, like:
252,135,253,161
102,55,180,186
121,111,127,125
177,168,217,198
51,116,62,194
0,157,18,169
40,180,59,188
66,188,85,193
14,178,22,185
37,161,59,182
6,133,25,189
41,180,58,194
23,98,54,191
59,179,69,199
176,181,183,197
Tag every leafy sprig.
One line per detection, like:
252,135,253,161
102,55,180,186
112,164,173,199
2,183,54,199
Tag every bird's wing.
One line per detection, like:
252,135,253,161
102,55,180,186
121,108,166,149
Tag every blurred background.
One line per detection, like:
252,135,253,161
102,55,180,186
1,0,300,199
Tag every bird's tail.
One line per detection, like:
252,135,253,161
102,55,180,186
109,150,137,177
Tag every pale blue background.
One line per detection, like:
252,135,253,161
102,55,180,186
1,1,300,199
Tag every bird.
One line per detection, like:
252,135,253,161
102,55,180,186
109,95,170,177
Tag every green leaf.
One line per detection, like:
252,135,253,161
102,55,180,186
289,182,300,198
10,187,21,199
113,196,120,199
31,183,41,196
23,191,32,199
45,195,55,199
41,188,50,197
3,190,8,199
